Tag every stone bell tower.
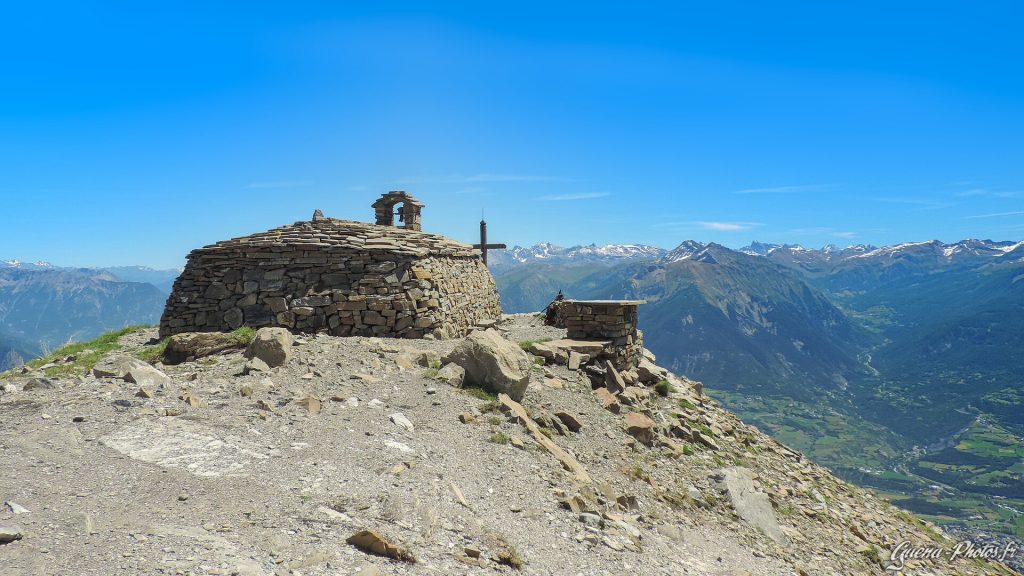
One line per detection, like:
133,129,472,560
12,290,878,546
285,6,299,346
372,191,424,231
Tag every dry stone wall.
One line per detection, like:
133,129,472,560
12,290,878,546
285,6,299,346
159,218,501,339
560,300,645,369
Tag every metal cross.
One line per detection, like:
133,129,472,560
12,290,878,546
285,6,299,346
472,219,506,265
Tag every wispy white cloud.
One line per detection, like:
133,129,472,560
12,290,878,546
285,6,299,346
653,220,762,232
787,227,833,235
539,192,611,201
734,184,835,195
464,173,572,183
954,188,1023,198
695,221,762,232
787,227,857,239
877,197,958,211
963,210,1024,219
243,180,314,189
396,173,574,185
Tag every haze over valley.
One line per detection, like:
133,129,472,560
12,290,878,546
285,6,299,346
491,237,1024,537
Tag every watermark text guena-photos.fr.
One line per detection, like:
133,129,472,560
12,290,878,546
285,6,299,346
886,539,1019,572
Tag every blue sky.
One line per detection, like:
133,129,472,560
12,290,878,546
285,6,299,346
2,2,1023,268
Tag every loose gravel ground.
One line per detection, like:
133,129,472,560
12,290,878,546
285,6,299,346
0,314,1014,576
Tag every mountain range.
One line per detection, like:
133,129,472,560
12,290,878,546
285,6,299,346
0,261,180,371
487,242,667,273
492,238,1024,537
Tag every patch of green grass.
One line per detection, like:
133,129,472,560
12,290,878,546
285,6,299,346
893,508,916,524
677,398,696,410
479,400,502,414
518,338,552,351
229,326,257,345
681,444,694,456
660,489,689,510
629,465,646,479
10,326,152,378
133,338,169,365
487,415,502,426
858,544,881,564
775,502,795,517
428,359,442,370
423,368,439,379
654,379,673,397
489,432,510,444
461,385,498,402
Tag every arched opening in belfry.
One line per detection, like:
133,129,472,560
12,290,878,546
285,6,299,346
372,191,424,231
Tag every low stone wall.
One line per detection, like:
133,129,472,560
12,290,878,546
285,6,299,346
159,247,501,339
561,300,645,369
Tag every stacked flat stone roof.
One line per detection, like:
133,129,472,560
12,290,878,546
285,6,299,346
159,198,502,339
199,218,478,258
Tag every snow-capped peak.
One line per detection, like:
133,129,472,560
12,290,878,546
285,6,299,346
739,242,810,256
849,240,942,260
997,240,1024,253
664,240,706,262
843,244,875,253
495,243,667,267
2,259,55,269
739,241,781,256
569,244,665,258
